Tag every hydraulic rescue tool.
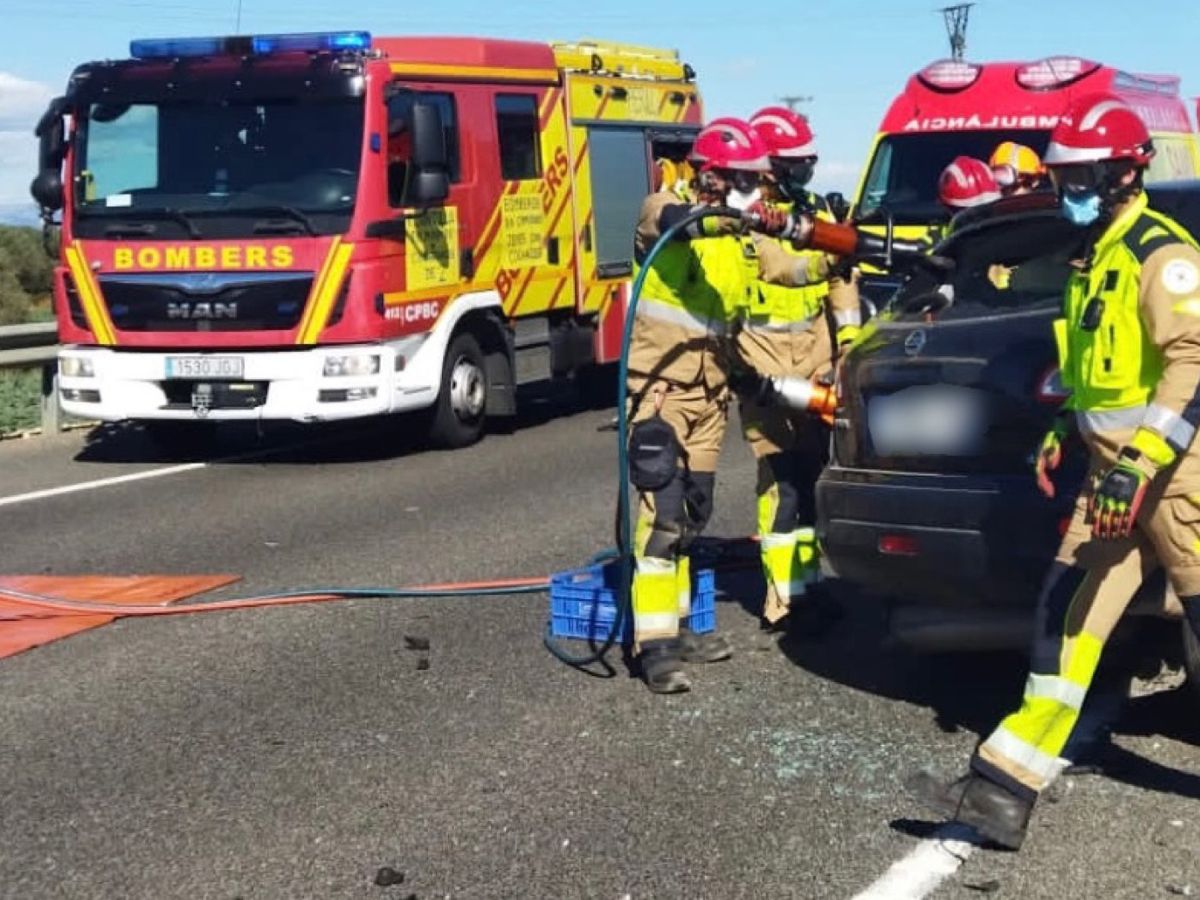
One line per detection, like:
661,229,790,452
542,204,935,669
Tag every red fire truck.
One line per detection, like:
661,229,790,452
31,32,702,446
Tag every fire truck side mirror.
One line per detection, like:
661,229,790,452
405,101,450,206
31,97,68,212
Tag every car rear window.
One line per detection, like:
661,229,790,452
890,214,1081,321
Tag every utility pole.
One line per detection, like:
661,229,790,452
779,95,813,113
939,3,973,60
235,0,243,31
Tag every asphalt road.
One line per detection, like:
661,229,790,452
0,391,1197,899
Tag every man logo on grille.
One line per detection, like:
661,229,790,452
167,302,239,320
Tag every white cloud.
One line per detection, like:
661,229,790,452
0,72,55,210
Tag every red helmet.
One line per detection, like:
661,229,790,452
748,106,817,159
938,156,1001,209
1043,93,1154,167
689,118,771,172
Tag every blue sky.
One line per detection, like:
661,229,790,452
1,0,1197,221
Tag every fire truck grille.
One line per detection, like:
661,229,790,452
98,272,314,332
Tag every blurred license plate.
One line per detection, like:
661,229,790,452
165,356,244,379
868,385,986,456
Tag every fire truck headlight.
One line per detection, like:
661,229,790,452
60,356,95,378
323,354,381,378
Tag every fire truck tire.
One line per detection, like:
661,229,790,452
429,332,488,448
574,363,617,409
1184,617,1200,704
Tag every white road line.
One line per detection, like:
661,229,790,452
851,823,978,900
0,462,210,508
0,427,360,510
852,692,1124,900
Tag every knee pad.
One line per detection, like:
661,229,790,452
629,416,681,491
641,477,686,559
759,453,802,532
1030,563,1087,673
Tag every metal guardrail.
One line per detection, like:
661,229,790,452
0,322,61,435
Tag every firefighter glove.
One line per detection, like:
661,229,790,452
744,202,809,242
1090,449,1153,540
1034,414,1071,499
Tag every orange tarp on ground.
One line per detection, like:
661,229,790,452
0,575,240,660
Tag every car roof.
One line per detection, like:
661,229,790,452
945,180,1200,248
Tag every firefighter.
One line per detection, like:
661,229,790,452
737,106,860,631
989,141,1046,197
628,117,795,694
909,93,1200,850
938,155,1002,215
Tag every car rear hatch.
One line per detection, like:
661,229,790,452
834,204,1078,475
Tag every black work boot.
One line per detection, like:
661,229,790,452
906,770,1034,850
639,639,691,694
677,629,733,663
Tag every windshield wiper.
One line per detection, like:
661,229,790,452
94,207,202,239
237,205,318,236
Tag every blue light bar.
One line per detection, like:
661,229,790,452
130,36,227,59
129,30,370,60
252,31,372,54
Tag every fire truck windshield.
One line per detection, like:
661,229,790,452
857,129,1050,225
72,96,364,239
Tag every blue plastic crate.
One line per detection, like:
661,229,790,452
549,560,715,642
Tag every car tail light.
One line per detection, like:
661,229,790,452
1016,56,1100,90
1035,366,1072,404
879,534,920,557
918,59,982,91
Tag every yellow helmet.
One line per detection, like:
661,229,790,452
989,141,1044,175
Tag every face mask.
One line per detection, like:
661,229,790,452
725,186,760,211
1061,189,1102,226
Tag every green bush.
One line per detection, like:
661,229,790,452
0,225,54,325
0,369,42,435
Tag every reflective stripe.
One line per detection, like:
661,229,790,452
742,318,816,335
637,296,726,335
635,557,676,575
1025,673,1087,711
979,726,1062,782
634,611,680,631
1142,402,1197,451
834,307,862,327
760,531,796,550
794,527,816,543
1076,405,1147,435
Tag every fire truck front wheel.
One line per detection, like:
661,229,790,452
428,332,488,448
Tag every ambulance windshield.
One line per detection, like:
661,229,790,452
72,96,364,237
858,130,1049,224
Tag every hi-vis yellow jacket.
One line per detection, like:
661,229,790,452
1054,191,1200,490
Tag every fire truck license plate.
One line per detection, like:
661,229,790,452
165,357,244,379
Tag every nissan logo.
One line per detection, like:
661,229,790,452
904,330,927,357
